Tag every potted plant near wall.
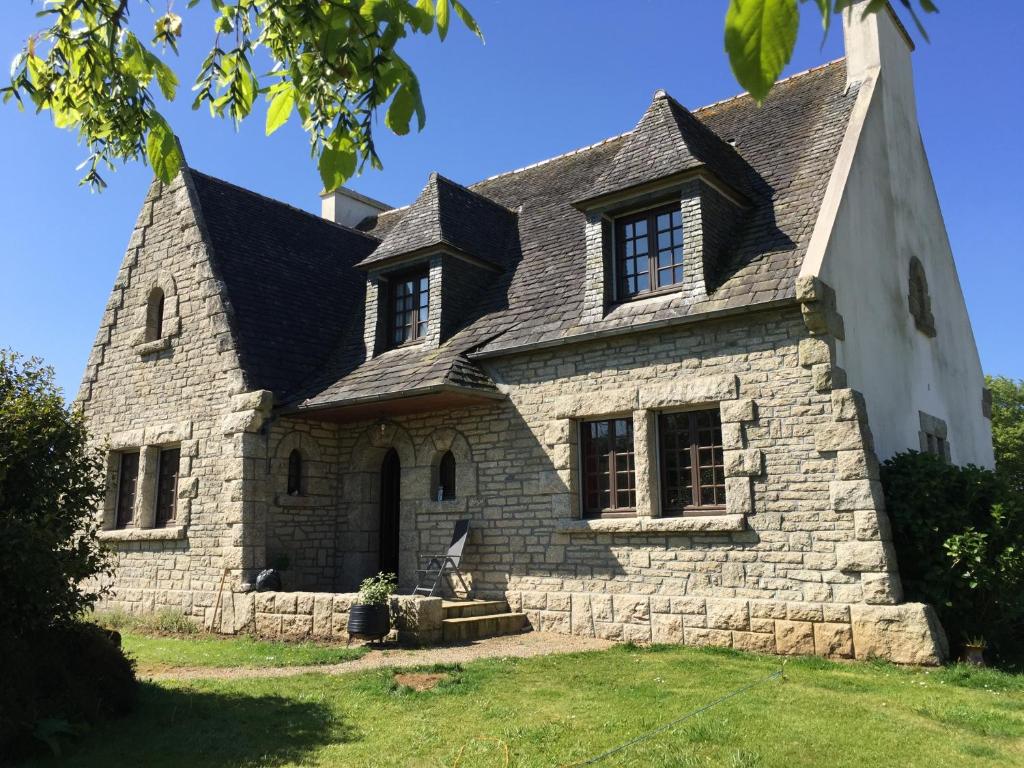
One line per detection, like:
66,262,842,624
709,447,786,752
963,636,987,666
347,572,397,642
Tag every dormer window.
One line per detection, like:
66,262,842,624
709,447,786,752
389,269,430,346
616,205,684,299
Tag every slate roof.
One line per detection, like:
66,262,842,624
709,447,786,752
183,169,379,401
576,90,757,206
184,60,858,411
357,173,518,270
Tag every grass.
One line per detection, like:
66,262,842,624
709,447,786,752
25,643,1024,767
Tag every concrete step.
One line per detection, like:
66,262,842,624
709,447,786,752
442,599,509,619
442,612,528,642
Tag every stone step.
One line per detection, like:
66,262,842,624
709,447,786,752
442,599,509,619
441,612,528,642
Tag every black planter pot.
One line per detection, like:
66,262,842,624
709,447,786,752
348,603,391,640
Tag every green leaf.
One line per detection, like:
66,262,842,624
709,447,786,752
385,84,415,135
360,0,387,23
436,0,450,40
318,141,356,191
146,116,183,183
724,0,799,105
153,61,178,100
415,0,435,33
450,0,483,41
266,87,295,135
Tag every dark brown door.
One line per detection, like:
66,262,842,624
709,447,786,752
379,448,401,578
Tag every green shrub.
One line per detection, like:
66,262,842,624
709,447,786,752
358,572,398,606
881,452,1024,664
0,350,137,756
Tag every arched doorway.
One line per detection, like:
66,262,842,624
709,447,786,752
379,448,401,578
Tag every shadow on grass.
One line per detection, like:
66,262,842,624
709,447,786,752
28,682,355,767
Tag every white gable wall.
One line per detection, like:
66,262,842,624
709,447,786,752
807,4,993,466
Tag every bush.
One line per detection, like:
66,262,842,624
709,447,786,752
0,350,137,757
881,452,1024,664
1,622,136,759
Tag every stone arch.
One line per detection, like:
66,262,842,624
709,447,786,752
133,269,181,348
419,427,477,500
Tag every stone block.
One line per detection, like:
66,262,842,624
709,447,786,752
836,450,880,481
850,603,947,665
706,599,749,631
732,631,775,654
798,337,833,368
545,419,572,447
725,449,762,477
855,509,893,542
221,410,264,435
231,390,273,413
719,398,756,424
652,614,684,644
554,388,637,419
685,628,732,648
861,571,903,605
831,389,867,422
613,595,651,624
814,622,854,658
775,620,815,655
721,422,745,449
725,477,753,516
639,375,738,409
815,421,872,453
837,541,895,573
787,603,824,623
830,480,884,512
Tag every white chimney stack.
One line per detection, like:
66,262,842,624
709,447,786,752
842,0,915,89
320,187,391,229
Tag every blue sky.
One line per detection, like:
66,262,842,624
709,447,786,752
0,2,1020,399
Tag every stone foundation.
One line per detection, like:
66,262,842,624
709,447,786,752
509,591,946,665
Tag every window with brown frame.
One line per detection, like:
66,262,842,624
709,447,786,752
389,269,429,346
581,417,636,517
115,451,139,529
659,409,726,515
615,205,684,299
154,447,180,528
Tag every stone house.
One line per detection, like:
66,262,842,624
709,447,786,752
80,5,992,662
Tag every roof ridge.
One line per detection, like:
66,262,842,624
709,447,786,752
188,168,380,242
694,57,846,114
471,58,846,188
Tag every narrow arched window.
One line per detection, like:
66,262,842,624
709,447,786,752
287,449,303,496
146,287,165,341
438,450,456,500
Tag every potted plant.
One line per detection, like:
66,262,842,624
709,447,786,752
347,572,397,641
963,636,987,666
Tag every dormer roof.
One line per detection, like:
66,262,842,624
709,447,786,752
574,90,756,210
358,172,518,270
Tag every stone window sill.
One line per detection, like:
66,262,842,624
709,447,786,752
98,525,186,542
557,514,746,535
135,337,171,356
275,494,333,508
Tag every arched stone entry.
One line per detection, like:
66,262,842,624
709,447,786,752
379,448,401,578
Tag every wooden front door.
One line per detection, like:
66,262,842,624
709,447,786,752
379,448,401,578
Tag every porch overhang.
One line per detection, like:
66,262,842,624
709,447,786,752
283,384,506,424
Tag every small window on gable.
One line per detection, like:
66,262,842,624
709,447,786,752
616,205,684,299
287,449,303,496
146,287,165,341
438,450,456,501
389,268,429,347
908,257,936,337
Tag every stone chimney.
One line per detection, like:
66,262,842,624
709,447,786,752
320,187,391,229
842,0,915,88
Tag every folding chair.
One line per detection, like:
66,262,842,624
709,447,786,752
414,519,471,598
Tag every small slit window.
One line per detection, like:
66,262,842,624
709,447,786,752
438,450,456,501
154,447,180,528
146,287,165,341
287,449,303,496
115,451,140,529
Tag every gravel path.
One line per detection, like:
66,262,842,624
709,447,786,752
141,632,615,681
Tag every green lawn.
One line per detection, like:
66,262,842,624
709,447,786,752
28,643,1024,768
122,632,367,671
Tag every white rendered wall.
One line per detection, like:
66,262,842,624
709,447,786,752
814,7,993,466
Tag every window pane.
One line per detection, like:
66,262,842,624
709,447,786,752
155,448,180,528
582,418,634,517
390,269,429,344
659,409,725,515
115,452,139,529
